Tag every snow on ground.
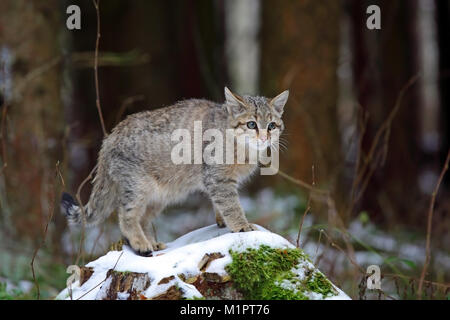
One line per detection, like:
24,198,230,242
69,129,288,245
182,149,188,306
56,224,350,300
0,276,33,295
347,221,450,270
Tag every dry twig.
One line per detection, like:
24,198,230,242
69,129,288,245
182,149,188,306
0,103,8,175
92,0,107,137
296,165,315,247
417,150,450,299
74,164,98,266
30,162,62,299
72,0,108,265
350,74,420,207
75,251,124,300
278,169,328,195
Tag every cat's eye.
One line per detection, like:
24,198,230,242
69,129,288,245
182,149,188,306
268,122,276,131
247,121,257,129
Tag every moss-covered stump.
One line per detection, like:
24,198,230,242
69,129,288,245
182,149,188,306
226,246,338,299
56,225,350,300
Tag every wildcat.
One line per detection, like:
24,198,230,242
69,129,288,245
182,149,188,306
61,87,289,256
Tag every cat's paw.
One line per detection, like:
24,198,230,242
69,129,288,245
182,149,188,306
231,223,256,233
125,236,154,257
240,224,257,232
216,220,226,228
154,242,167,251
137,250,153,257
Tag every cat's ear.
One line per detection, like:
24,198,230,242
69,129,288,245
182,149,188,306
270,90,289,115
224,87,248,118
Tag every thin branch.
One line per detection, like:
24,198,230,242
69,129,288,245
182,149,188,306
296,165,315,247
92,0,107,137
89,223,105,257
279,167,359,277
313,229,325,265
277,169,328,195
296,202,311,248
349,73,420,213
30,161,61,299
12,57,62,102
0,103,8,175
71,0,107,266
71,50,150,68
353,147,385,204
321,230,365,274
349,105,368,206
417,150,450,299
355,74,419,189
115,95,146,125
75,164,98,266
0,55,7,175
76,251,124,300
384,273,450,290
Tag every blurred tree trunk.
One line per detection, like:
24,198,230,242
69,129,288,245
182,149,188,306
350,0,422,225
435,0,450,239
0,1,65,249
437,0,450,170
260,0,345,217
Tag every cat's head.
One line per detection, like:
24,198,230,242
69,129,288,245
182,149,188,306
224,87,289,151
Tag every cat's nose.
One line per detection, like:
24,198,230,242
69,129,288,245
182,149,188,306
260,135,267,142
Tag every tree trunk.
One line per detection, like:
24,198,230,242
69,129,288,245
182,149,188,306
437,0,450,173
0,1,65,246
350,0,423,225
260,0,344,216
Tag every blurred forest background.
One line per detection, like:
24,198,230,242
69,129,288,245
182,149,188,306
0,0,449,300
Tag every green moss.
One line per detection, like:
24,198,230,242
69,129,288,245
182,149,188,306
185,295,206,300
111,270,132,276
305,272,336,297
225,245,336,300
261,277,309,300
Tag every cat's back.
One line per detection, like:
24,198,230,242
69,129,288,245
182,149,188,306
111,98,220,137
101,98,224,162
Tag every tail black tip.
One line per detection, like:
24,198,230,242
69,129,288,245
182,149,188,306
61,192,77,216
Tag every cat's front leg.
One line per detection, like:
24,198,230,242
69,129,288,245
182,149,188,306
204,178,254,232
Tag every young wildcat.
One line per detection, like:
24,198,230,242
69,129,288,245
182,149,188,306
61,87,289,256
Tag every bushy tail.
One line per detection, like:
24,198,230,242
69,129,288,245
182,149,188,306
60,192,87,225
60,169,116,227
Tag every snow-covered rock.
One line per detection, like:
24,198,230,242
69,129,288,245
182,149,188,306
56,225,350,300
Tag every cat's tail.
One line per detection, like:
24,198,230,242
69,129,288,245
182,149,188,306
60,167,116,227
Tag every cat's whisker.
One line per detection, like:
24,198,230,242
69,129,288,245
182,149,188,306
270,138,288,151
270,142,287,154
278,137,289,144
277,140,288,150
